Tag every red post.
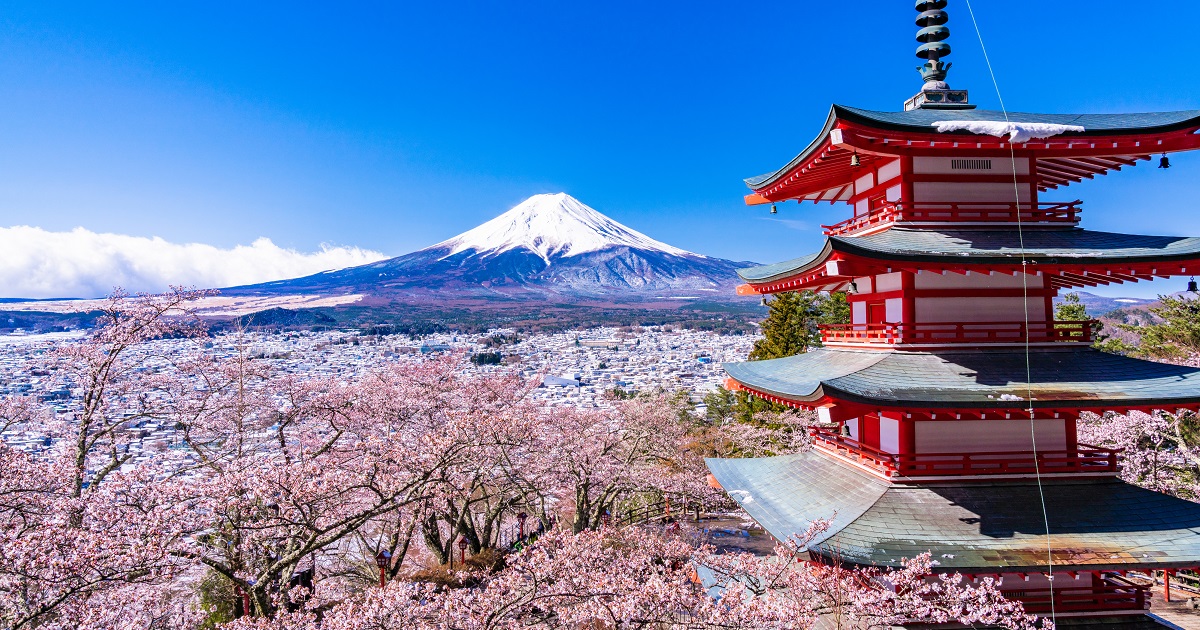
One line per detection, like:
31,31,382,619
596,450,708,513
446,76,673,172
665,496,671,517
1164,570,1171,603
458,536,468,565
375,550,391,588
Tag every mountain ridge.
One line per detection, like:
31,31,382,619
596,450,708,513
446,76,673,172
228,193,754,304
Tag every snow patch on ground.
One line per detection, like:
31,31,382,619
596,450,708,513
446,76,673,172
431,193,698,263
932,120,1085,144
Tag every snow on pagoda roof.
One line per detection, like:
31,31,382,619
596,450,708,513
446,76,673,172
737,227,1200,287
708,450,1200,572
744,105,1200,197
722,347,1200,412
838,105,1200,138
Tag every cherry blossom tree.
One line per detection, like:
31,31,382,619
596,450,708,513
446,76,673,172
0,287,210,630
1,290,1041,629
222,523,1045,630
698,521,1045,630
1079,409,1200,499
166,351,544,618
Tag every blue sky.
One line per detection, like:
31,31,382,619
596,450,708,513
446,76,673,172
1,1,1199,298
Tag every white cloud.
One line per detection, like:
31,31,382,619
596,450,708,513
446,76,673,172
0,226,389,299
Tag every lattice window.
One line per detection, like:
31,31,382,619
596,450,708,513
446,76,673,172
951,159,993,170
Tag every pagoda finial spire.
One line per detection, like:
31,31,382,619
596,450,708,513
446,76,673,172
915,0,952,85
904,0,972,110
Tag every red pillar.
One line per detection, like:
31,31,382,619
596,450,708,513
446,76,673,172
900,156,915,205
901,272,916,327
894,413,915,475
1043,273,1055,322
1064,415,1078,457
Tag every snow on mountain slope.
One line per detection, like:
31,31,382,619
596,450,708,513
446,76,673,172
431,193,696,263
228,193,752,303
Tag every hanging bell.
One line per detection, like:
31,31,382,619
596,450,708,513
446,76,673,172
1159,154,1171,169
760,295,768,306
850,152,862,168
770,204,778,214
1188,277,1198,293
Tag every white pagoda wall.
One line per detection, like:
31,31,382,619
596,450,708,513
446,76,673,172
880,415,900,453
911,156,1033,205
913,270,1031,290
852,159,903,217
851,271,1049,325
914,419,1067,453
913,156,1031,176
913,182,1032,204
913,272,1047,323
914,297,1045,323
850,273,905,324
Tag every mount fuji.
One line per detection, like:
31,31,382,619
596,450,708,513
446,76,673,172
230,194,753,304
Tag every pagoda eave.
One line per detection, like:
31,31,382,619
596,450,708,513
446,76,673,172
746,106,1200,202
726,377,1200,421
737,228,1200,294
722,347,1200,419
706,452,1200,574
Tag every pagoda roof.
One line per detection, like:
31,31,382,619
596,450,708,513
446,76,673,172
723,347,1200,415
837,105,1200,140
707,451,1200,572
737,227,1200,291
745,105,1200,200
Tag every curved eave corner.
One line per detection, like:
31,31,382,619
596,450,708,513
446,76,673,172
735,246,842,297
704,451,889,551
743,106,841,192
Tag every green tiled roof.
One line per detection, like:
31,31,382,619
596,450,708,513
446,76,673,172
707,451,1200,572
723,348,1200,410
837,105,1200,136
705,453,888,549
737,228,1200,283
738,248,831,283
746,105,1200,189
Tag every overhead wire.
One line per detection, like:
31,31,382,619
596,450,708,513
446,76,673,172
960,0,1057,622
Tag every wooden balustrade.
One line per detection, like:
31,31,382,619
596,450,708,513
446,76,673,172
1008,577,1147,614
822,200,1082,236
820,320,1094,346
811,429,1121,477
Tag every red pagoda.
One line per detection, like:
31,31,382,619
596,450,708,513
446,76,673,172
706,0,1200,624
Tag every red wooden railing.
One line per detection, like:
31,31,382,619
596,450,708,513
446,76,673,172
811,429,1121,477
820,320,1094,346
822,200,1082,236
1006,576,1147,614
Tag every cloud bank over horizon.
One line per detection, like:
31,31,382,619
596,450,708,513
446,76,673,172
0,226,389,299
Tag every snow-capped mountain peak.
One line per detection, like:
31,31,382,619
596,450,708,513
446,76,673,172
431,193,698,264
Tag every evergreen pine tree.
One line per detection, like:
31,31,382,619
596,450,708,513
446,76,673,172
1123,294,1200,360
1053,292,1109,345
749,291,849,360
